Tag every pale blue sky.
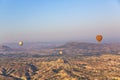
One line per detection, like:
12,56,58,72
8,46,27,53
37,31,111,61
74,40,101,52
0,0,120,43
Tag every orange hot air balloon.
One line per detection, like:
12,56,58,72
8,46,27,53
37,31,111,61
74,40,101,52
96,35,103,42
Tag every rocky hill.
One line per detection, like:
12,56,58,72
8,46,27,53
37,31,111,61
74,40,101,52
0,54,120,80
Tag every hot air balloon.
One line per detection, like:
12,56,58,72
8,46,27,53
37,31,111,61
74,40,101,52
19,41,23,46
59,50,63,55
96,35,103,42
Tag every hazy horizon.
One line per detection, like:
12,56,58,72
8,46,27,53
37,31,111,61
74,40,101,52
0,0,120,43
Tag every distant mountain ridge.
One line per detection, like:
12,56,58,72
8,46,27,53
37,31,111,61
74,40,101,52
55,42,120,55
0,42,120,56
0,45,13,51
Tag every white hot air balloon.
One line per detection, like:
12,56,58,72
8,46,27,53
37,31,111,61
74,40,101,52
59,50,63,55
19,41,23,46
